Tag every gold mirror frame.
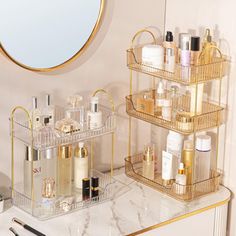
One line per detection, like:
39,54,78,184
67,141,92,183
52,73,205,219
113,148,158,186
0,0,104,72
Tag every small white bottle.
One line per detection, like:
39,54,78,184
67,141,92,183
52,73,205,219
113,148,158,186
155,80,166,116
166,131,184,171
87,96,102,129
74,142,89,189
175,163,187,195
196,135,211,182
162,98,172,121
43,94,54,126
30,97,42,130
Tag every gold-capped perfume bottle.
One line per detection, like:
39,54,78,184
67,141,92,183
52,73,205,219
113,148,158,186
57,145,72,196
136,92,154,115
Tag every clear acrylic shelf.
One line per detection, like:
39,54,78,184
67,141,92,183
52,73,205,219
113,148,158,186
126,90,224,135
12,169,129,220
127,46,229,85
125,154,221,201
11,105,116,150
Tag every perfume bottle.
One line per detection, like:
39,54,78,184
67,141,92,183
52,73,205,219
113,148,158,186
136,92,154,115
30,97,42,130
57,145,72,196
87,96,102,129
42,178,56,212
175,163,187,195
155,80,166,116
55,110,80,135
163,31,176,72
43,94,54,126
67,95,83,122
201,29,216,64
142,144,155,180
182,140,194,185
24,146,42,200
74,142,89,189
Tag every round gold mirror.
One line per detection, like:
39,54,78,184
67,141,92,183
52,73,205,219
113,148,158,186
0,0,104,71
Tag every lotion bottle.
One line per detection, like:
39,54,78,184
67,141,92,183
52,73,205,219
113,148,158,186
74,142,89,189
87,96,103,129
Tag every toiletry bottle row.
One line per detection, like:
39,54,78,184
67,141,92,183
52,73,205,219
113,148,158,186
141,131,213,195
30,94,103,133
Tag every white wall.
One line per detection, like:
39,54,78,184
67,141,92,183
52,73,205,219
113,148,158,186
0,1,165,186
165,0,236,235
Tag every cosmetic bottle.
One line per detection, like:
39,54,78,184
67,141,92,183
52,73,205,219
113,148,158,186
190,83,204,115
136,92,154,115
182,140,194,185
176,112,193,132
179,33,191,80
166,131,184,168
55,110,80,135
57,145,72,196
43,94,54,126
162,98,172,121
201,29,216,64
87,96,103,130
155,80,166,116
91,177,99,199
74,142,89,189
175,163,187,195
24,146,42,200
82,178,90,200
195,135,211,182
30,97,42,130
142,144,155,180
142,45,164,69
162,151,175,186
42,178,56,212
41,147,57,194
170,85,180,119
190,36,200,65
163,31,176,72
67,95,83,123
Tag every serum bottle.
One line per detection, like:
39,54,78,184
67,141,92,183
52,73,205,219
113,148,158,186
163,31,176,73
142,144,155,180
155,80,166,116
87,96,102,129
74,142,89,189
175,162,187,195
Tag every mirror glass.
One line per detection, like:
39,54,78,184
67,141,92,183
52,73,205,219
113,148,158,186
0,0,103,71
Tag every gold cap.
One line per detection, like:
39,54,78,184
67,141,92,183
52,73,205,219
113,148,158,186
74,142,88,158
176,111,193,123
143,145,154,162
58,145,72,159
178,163,185,175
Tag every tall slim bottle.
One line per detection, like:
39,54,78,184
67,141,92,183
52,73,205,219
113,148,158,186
182,140,194,185
24,146,42,200
43,94,54,126
57,145,72,196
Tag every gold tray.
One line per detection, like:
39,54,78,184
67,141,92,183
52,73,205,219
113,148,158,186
125,153,221,201
126,91,224,135
127,46,229,85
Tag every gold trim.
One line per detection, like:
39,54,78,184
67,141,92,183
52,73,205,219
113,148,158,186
0,0,104,72
127,197,231,236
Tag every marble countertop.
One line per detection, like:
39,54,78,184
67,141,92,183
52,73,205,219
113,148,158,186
0,173,231,236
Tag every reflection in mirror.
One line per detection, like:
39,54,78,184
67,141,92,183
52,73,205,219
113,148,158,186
0,0,104,71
